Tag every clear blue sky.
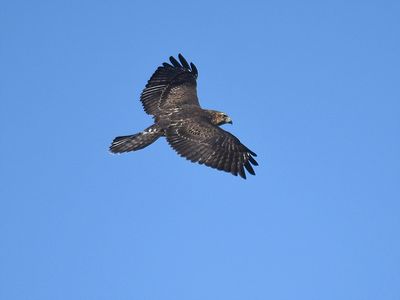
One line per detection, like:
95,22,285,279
1,1,399,299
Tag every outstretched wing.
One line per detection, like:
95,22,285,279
166,119,258,179
140,54,199,115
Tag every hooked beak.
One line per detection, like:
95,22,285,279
226,117,233,124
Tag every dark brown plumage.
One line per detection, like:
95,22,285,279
110,54,258,179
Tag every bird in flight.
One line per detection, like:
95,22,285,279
109,54,258,179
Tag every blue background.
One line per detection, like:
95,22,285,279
1,1,399,299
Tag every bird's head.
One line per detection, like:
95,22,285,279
208,110,233,126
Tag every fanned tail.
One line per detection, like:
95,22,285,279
110,124,162,153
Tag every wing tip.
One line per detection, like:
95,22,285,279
238,166,247,179
248,155,258,166
168,53,198,77
169,55,180,67
190,62,198,76
244,161,256,176
178,53,190,69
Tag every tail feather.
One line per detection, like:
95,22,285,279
110,124,162,153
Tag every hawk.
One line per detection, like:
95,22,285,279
110,54,258,179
